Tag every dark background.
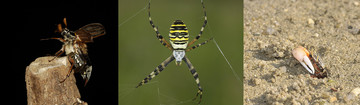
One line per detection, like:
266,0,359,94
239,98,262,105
16,0,118,104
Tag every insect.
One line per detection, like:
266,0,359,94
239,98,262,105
43,18,105,86
135,0,212,104
292,46,328,78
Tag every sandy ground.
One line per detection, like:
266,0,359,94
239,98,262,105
244,0,360,104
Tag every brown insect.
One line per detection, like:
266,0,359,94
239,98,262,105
43,18,105,86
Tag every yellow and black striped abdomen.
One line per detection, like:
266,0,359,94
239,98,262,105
169,20,189,50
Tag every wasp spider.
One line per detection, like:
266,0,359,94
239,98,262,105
136,0,212,103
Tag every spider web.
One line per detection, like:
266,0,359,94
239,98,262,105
119,0,242,104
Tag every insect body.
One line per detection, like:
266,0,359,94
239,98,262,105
44,18,105,86
136,0,212,104
292,46,327,78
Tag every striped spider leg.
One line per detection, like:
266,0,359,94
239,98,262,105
182,56,203,103
136,0,212,104
136,55,175,88
187,0,211,48
147,0,173,50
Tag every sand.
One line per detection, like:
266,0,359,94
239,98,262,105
244,0,360,104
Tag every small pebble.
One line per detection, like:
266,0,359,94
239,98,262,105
277,51,285,58
329,96,337,103
253,32,261,36
305,95,312,101
313,33,319,37
289,75,294,79
284,8,288,12
288,35,295,41
253,78,261,86
258,61,266,71
273,21,280,26
271,78,276,83
309,79,317,86
245,22,250,26
274,102,283,105
265,27,276,35
321,93,330,99
258,41,269,49
292,82,300,92
308,18,315,27
278,93,288,102
345,87,360,101
279,66,287,74
291,98,301,105
354,1,359,6
282,84,288,92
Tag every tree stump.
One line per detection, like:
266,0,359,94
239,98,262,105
25,56,86,105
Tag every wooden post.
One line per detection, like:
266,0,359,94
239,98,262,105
25,56,86,105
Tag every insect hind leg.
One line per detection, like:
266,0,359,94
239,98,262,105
60,55,75,83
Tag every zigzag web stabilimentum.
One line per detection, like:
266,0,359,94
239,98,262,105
119,0,240,105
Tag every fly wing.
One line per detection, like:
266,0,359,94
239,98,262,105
75,23,106,42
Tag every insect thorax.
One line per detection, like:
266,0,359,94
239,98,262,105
169,20,189,50
61,28,80,55
64,41,76,55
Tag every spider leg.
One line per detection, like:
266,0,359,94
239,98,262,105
183,56,203,104
186,37,213,52
148,1,173,50
188,0,207,47
136,55,175,88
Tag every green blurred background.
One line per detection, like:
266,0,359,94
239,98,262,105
119,0,243,104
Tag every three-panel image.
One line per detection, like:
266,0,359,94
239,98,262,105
17,0,359,104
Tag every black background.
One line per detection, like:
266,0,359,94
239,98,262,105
16,0,118,104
